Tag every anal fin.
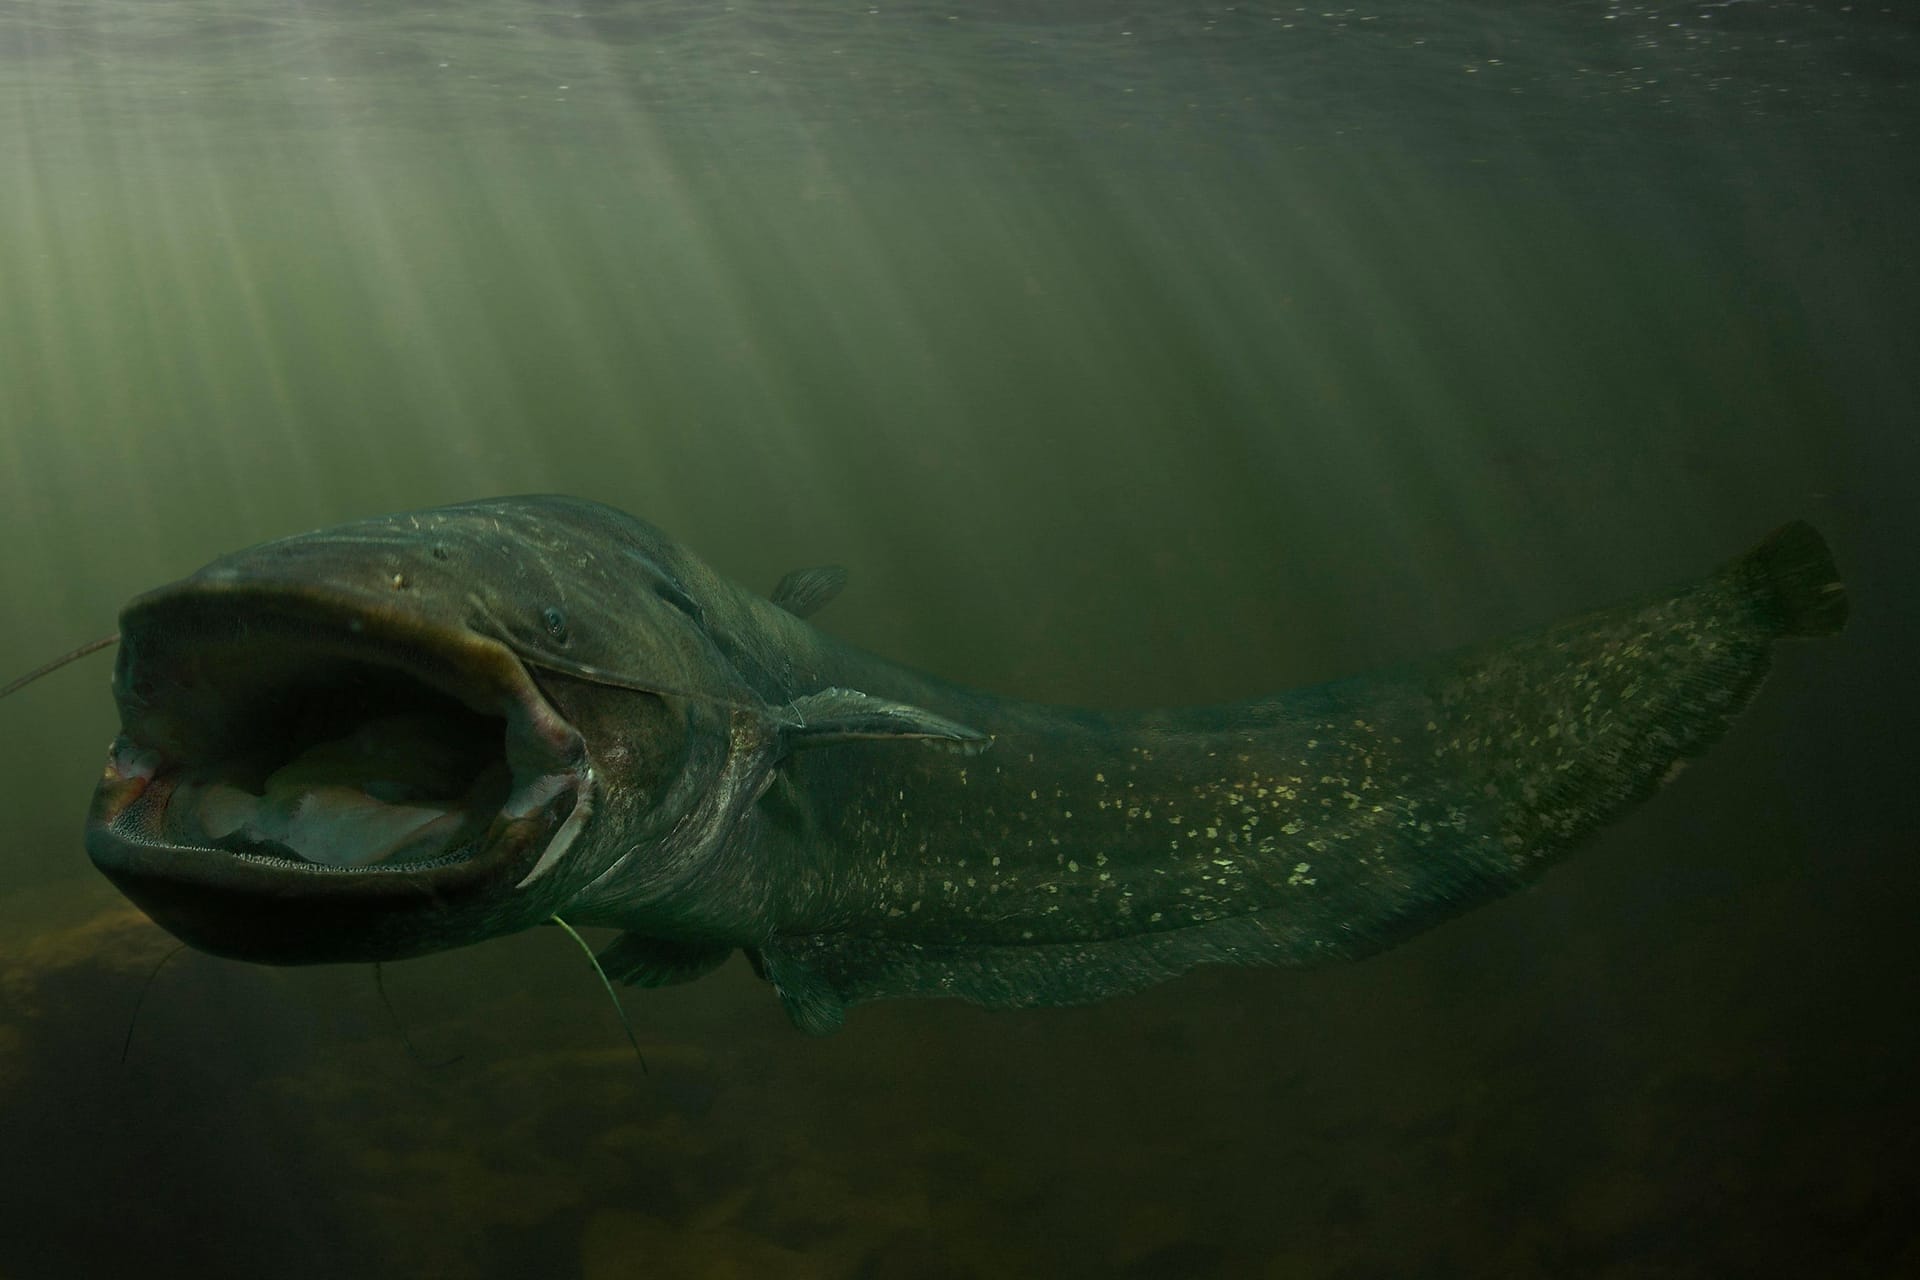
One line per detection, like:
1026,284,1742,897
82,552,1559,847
748,912,1346,1034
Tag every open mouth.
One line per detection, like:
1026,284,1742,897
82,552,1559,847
89,587,590,887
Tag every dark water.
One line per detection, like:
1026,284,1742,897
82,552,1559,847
2,2,1916,1276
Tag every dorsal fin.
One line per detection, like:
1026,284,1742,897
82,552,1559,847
770,566,847,618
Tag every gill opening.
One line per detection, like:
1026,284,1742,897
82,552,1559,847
1,633,119,701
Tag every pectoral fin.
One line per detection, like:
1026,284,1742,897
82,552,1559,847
782,687,991,754
596,933,733,988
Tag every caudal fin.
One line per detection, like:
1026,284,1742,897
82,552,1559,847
1737,521,1848,638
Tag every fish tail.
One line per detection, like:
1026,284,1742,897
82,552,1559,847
745,523,1852,1028
1730,519,1848,638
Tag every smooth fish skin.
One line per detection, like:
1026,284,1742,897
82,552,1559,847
81,498,1847,1033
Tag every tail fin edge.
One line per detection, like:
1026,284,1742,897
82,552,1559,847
1739,520,1848,638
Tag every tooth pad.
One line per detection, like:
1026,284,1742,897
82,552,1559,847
188,713,504,867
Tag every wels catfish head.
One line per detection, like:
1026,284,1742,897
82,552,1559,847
84,496,782,966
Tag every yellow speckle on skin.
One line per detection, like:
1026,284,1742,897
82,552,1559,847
1095,772,1106,782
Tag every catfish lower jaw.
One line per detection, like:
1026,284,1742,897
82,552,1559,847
90,737,582,877
82,585,594,964
84,762,584,964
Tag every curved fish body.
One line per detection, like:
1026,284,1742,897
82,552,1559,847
83,497,1847,1032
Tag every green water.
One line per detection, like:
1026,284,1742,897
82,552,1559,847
2,3,1915,1277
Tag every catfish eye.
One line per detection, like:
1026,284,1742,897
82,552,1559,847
541,606,569,643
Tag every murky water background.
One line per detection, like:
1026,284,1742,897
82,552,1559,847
2,3,1915,1276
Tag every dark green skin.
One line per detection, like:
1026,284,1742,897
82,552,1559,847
86,497,1847,1033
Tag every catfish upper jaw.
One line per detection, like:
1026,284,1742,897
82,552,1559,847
84,577,593,964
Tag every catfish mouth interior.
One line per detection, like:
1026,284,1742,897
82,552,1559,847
94,590,587,880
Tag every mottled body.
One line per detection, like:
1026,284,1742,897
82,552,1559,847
78,498,1844,1032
